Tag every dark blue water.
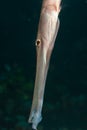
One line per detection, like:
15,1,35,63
0,0,87,130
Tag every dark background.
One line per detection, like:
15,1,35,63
0,0,87,130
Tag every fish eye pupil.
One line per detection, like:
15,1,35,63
37,40,40,45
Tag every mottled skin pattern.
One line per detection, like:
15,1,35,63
28,0,61,129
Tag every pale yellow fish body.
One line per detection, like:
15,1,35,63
28,0,61,129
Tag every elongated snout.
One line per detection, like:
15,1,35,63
29,38,52,129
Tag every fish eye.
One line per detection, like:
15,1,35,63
35,39,41,47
